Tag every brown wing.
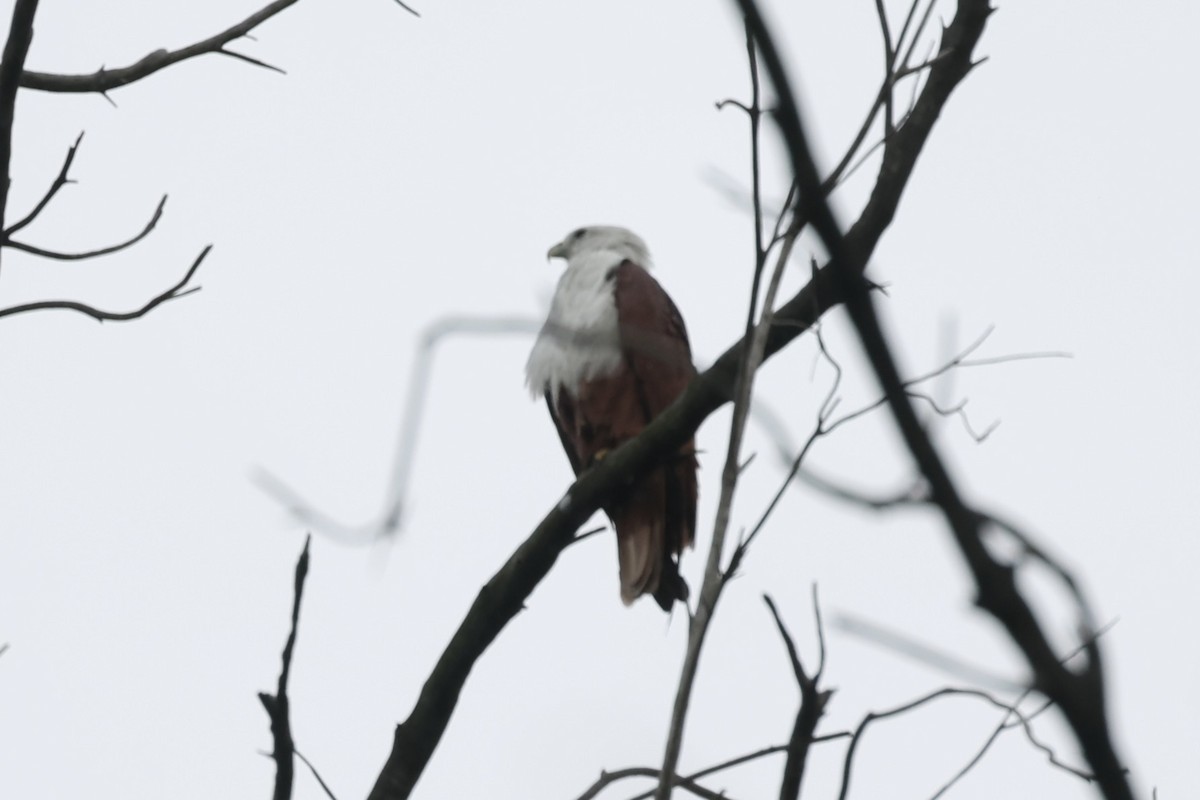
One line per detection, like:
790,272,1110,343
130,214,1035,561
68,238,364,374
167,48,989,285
610,260,699,609
545,390,583,477
611,260,696,421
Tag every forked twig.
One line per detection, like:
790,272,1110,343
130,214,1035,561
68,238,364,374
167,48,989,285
4,131,83,237
0,245,210,322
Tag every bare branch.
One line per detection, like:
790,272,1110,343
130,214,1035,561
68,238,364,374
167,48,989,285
0,0,40,271
4,131,82,237
979,511,1098,634
258,534,311,800
215,47,286,75
735,0,1133,795
898,0,940,78
836,686,1094,800
764,590,831,800
0,244,209,322
656,30,792,790
579,735,852,800
931,620,1119,800
392,0,422,18
22,0,310,94
735,325,850,558
254,314,541,544
573,767,729,800
295,747,339,800
5,194,167,260
892,0,926,70
906,390,998,443
873,0,897,135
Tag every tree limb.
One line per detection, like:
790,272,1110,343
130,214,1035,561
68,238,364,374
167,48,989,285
734,0,1133,796
258,534,312,800
0,0,40,271
0,244,209,322
3,130,80,238
836,686,1093,800
5,194,167,260
656,27,791,796
20,0,301,94
764,589,830,800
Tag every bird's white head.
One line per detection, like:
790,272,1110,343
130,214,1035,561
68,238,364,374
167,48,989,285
546,225,653,269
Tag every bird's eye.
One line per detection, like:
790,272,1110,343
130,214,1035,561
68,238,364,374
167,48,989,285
572,228,587,241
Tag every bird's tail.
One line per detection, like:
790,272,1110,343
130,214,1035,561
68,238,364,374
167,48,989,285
612,467,692,610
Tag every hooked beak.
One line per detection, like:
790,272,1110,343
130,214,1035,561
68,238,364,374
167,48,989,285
546,240,568,261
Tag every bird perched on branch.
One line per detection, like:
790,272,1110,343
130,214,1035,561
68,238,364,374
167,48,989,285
526,226,698,610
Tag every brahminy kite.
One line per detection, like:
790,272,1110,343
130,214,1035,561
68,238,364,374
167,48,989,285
525,226,698,610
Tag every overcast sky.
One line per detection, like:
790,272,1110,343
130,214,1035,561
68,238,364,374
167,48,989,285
1,1,1195,798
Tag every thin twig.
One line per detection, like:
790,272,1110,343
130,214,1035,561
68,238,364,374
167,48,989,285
4,131,83,237
872,0,896,135
295,747,339,800
930,621,1118,799
898,0,940,76
392,0,421,17
0,244,209,322
837,686,1094,800
892,0,925,70
764,589,831,800
573,767,728,800
581,735,852,800
6,195,167,260
654,26,791,794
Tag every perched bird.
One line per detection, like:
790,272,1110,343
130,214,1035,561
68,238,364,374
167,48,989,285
526,226,698,610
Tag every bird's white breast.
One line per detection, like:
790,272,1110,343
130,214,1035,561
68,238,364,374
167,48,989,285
526,251,625,401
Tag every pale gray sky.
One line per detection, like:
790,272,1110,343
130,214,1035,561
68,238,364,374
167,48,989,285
0,1,1194,798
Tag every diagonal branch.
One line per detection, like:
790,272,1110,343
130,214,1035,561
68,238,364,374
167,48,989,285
258,534,312,800
22,0,301,94
4,131,80,237
0,243,209,322
5,194,167,260
734,0,1134,797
